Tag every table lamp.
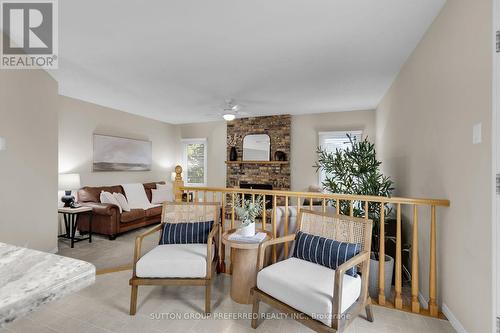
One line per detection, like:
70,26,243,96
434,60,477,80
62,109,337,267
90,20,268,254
59,173,81,207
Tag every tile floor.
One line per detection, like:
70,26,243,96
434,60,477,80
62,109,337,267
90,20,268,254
1,269,455,333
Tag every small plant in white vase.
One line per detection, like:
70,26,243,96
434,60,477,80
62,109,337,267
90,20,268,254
234,195,264,237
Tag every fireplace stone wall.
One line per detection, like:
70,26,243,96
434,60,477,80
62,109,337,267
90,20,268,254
226,115,291,191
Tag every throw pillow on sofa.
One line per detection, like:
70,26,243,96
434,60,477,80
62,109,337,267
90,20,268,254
113,192,131,212
100,191,122,213
160,221,214,245
151,185,173,204
292,231,361,277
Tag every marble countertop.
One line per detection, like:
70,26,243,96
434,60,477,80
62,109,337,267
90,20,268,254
0,242,95,327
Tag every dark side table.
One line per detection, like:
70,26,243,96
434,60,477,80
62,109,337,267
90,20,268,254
58,206,93,248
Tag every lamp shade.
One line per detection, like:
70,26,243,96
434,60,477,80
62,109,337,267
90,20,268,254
171,171,176,182
58,173,81,190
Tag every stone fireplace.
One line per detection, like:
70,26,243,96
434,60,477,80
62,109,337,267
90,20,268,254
226,115,291,193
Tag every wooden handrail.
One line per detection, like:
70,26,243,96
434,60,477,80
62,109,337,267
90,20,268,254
179,185,450,207
172,165,450,318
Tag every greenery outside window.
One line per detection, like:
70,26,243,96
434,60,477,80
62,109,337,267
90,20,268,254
182,138,207,186
318,130,362,186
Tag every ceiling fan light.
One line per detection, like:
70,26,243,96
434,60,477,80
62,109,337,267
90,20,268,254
223,113,236,121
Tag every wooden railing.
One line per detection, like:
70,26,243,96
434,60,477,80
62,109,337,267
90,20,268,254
172,166,450,317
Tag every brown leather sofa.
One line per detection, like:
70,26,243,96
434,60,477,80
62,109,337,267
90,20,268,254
76,182,165,240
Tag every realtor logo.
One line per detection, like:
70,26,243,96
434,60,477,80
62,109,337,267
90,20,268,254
1,0,58,69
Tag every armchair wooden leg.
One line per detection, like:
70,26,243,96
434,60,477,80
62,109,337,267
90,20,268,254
205,283,211,314
130,285,138,315
365,304,374,322
251,290,260,329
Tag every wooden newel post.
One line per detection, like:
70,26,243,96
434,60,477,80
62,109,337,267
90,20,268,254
173,165,184,202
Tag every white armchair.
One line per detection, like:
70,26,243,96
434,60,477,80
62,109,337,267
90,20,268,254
129,202,220,315
251,209,373,333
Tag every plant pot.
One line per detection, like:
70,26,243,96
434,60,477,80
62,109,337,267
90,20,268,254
368,253,394,300
238,223,255,237
229,146,238,161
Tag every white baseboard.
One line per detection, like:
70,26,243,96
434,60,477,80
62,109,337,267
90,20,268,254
441,303,468,333
419,294,468,333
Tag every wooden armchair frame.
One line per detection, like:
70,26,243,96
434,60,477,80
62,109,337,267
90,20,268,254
129,202,221,315
251,209,374,333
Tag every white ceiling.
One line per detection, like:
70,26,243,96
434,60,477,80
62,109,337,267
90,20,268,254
51,0,446,124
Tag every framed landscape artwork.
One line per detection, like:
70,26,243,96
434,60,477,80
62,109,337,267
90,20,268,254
93,134,152,172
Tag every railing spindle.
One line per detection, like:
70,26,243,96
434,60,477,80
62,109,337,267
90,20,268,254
322,198,326,213
231,193,235,229
349,200,354,216
284,196,289,257
364,201,369,220
395,203,403,309
429,205,438,317
220,192,226,271
272,195,278,263
262,195,267,231
336,199,340,214
378,201,386,305
411,205,420,313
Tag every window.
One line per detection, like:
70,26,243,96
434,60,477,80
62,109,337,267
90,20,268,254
182,138,207,186
318,130,363,186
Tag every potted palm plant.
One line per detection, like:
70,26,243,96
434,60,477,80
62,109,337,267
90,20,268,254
234,195,265,237
315,135,395,300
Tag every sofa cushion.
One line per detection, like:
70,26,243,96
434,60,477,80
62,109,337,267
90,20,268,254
292,231,361,277
145,205,162,218
136,243,214,278
113,192,131,212
160,221,214,245
121,209,145,223
257,257,361,326
151,185,173,204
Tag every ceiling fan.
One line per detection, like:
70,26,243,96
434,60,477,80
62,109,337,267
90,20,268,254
212,99,251,121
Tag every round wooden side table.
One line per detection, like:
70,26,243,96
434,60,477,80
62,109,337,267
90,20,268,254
222,228,273,304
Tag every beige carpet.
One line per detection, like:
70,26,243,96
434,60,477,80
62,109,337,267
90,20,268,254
1,270,455,333
57,227,158,270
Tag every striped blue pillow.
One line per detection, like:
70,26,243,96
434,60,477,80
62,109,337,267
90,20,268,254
160,221,214,245
292,231,361,277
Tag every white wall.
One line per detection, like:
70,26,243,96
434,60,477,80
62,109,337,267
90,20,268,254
376,0,493,332
59,96,181,187
178,121,227,187
291,110,376,191
0,43,59,251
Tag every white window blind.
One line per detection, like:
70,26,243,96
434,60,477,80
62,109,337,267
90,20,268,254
318,130,362,186
182,138,207,186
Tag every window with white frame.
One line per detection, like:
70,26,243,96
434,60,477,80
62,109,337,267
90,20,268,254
182,138,207,186
318,130,363,186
